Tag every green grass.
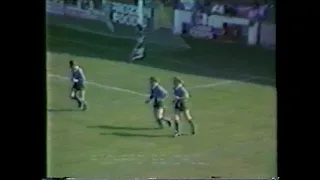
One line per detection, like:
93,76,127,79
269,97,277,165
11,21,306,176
47,25,276,179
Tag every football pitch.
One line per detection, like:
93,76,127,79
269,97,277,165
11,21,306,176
47,25,276,179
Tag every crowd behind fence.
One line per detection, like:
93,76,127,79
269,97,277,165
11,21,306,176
52,0,274,22
48,0,275,48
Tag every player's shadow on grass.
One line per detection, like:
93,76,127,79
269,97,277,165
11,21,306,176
100,132,173,138
47,108,81,112
87,125,159,131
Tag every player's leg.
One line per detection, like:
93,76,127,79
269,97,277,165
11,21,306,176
131,54,142,61
129,51,137,62
173,109,182,137
153,99,171,128
182,108,195,135
77,89,88,111
76,84,88,111
130,51,145,62
157,107,172,127
180,101,195,134
70,85,81,107
173,101,183,137
153,108,163,129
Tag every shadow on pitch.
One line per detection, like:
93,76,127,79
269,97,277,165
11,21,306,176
47,108,81,112
87,125,159,131
100,132,173,138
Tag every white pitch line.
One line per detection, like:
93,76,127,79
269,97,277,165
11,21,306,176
48,35,275,82
49,74,260,97
169,59,275,82
189,76,260,89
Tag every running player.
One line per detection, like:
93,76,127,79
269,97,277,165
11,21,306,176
145,77,172,129
172,77,195,137
69,60,88,111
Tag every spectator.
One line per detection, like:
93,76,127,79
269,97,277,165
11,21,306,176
77,0,82,9
224,4,237,16
193,10,207,25
180,0,196,11
247,1,260,20
89,0,94,10
211,2,225,15
219,23,239,42
93,0,103,9
77,0,94,10
248,8,259,19
221,22,228,36
102,0,107,5
258,4,269,20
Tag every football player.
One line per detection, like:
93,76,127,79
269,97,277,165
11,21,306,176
69,60,88,111
172,77,195,137
145,77,172,129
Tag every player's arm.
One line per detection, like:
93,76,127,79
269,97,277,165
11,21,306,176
158,87,168,101
70,71,79,83
72,68,86,83
70,71,74,82
77,68,86,83
145,88,155,104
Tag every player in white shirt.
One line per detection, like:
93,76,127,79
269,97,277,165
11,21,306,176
130,42,145,62
130,24,146,62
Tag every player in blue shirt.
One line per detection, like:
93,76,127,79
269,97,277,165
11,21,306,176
172,77,195,137
145,77,172,129
69,60,88,111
